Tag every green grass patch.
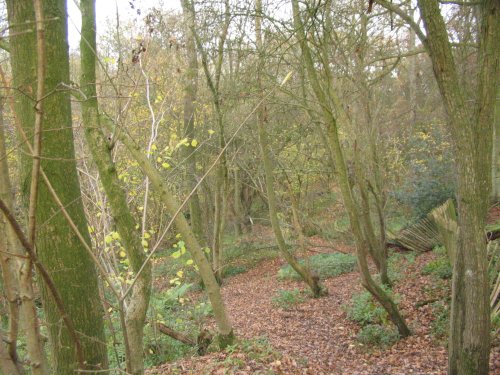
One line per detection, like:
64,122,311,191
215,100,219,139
277,252,356,281
271,289,305,310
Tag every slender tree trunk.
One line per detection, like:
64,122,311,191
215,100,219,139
80,1,151,374
291,0,410,335
0,100,25,375
256,0,325,297
6,0,108,372
181,0,204,242
101,116,234,347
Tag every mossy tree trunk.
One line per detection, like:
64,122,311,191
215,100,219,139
415,0,499,373
80,1,151,374
6,0,108,372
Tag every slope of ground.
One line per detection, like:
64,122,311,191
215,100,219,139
147,240,499,374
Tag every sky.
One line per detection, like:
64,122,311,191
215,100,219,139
67,0,181,50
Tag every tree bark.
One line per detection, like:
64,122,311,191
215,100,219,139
79,1,151,374
416,0,499,373
6,0,108,372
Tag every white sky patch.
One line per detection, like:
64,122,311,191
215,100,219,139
67,0,181,50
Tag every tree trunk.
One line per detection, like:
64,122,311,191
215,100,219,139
101,116,234,347
181,0,204,242
256,0,325,297
415,0,498,373
6,0,108,372
79,1,151,374
291,0,410,335
0,99,25,375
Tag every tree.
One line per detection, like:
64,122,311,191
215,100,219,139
376,0,499,372
255,0,325,297
291,0,410,337
79,1,151,373
6,0,108,372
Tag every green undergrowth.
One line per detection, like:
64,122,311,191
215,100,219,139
277,252,356,281
344,286,401,348
272,288,306,310
213,337,279,374
421,246,452,280
387,250,417,282
222,237,284,278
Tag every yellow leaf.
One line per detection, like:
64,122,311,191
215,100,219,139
208,129,215,135
280,70,294,86
191,139,198,147
144,232,151,239
119,250,127,258
151,144,157,151
162,162,170,169
157,157,162,162
176,270,184,278
112,232,120,240
141,239,148,248
186,259,194,265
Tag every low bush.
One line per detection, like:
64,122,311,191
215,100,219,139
422,258,452,280
272,289,305,310
277,252,356,281
430,301,449,343
345,291,388,326
357,324,400,347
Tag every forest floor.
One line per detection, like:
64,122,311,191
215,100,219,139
148,216,500,374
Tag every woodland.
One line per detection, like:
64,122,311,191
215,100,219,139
0,0,499,374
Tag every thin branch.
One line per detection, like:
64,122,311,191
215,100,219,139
0,198,84,370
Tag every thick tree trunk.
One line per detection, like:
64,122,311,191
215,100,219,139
79,1,151,374
6,0,108,372
416,0,499,373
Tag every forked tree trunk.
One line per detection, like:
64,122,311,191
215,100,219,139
100,116,234,348
6,0,108,372
291,0,410,336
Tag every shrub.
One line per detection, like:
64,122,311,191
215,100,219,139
345,291,388,326
222,265,247,278
271,289,305,310
391,123,455,219
357,324,400,347
277,252,356,281
430,301,449,343
422,257,452,279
